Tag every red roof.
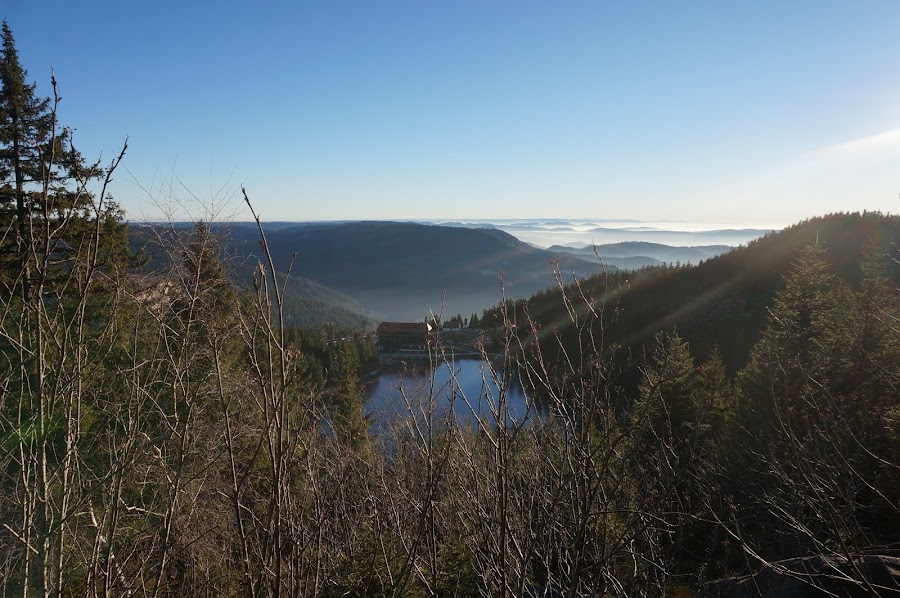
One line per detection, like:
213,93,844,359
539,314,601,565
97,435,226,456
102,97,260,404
377,322,432,334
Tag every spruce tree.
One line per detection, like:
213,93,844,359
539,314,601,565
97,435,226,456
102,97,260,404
0,23,131,594
0,20,127,303
738,243,854,436
0,20,46,299
180,221,236,328
327,341,369,449
728,242,892,562
632,332,700,462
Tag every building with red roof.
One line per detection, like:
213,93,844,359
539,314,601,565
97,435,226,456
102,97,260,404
376,321,433,352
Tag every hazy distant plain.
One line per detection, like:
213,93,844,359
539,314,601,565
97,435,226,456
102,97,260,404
419,219,777,248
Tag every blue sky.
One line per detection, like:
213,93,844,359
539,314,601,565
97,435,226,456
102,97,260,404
4,1,900,225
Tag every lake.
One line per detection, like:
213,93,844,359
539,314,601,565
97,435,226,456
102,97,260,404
363,358,538,429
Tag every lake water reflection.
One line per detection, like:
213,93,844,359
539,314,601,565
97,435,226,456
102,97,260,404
364,358,536,429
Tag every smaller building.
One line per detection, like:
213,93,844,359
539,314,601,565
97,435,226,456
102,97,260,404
444,316,463,331
376,321,434,352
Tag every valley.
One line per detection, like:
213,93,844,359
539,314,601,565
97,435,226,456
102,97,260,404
131,218,771,326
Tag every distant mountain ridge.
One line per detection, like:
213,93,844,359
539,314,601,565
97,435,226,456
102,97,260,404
229,220,611,320
547,241,732,268
417,219,775,248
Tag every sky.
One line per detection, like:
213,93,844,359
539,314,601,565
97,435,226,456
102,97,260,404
4,1,900,226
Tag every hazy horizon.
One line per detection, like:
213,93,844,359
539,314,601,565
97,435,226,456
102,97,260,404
135,217,778,249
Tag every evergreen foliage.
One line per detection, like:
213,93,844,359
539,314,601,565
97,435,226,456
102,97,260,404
0,21,128,302
0,22,132,595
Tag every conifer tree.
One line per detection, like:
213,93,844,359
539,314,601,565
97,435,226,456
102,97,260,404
0,23,130,594
633,332,699,452
738,243,853,436
0,20,127,303
179,221,236,328
327,341,369,449
728,242,892,563
0,20,48,300
850,246,900,527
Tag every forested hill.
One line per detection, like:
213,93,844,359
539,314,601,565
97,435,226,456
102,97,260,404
491,211,900,374
230,220,611,321
546,241,732,268
128,223,375,329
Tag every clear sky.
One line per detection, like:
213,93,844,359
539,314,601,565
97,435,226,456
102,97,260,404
4,1,900,225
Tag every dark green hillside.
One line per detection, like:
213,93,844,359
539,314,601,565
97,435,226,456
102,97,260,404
130,219,609,326
276,275,375,329
491,212,900,374
254,220,600,290
128,223,375,329
597,255,664,270
235,220,610,320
